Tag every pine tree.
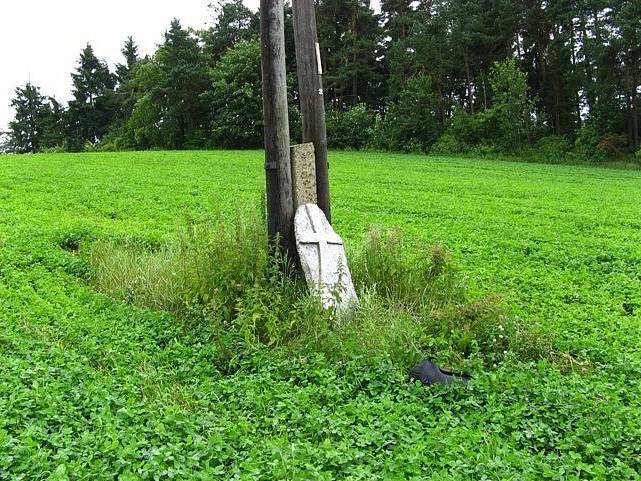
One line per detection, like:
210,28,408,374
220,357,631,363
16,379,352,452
8,83,44,153
65,44,117,150
612,0,640,149
40,97,65,148
518,0,581,135
8,83,62,153
70,44,115,106
116,36,140,85
380,0,415,41
160,19,210,148
126,19,209,149
317,0,383,110
113,37,141,131
0,132,9,153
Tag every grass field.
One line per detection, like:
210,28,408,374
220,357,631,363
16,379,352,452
1,151,640,480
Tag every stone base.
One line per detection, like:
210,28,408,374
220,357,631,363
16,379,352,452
291,143,317,210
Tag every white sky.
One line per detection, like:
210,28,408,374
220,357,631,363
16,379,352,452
0,1,381,131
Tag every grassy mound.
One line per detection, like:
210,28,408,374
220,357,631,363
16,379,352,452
88,207,553,370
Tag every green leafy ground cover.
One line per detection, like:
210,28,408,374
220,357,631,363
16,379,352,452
1,151,640,480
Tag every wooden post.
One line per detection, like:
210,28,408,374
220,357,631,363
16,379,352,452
292,0,331,223
261,0,295,258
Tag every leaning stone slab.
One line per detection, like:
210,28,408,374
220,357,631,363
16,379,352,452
290,143,317,210
294,203,358,312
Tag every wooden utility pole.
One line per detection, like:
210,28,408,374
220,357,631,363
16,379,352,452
292,0,331,223
261,0,295,258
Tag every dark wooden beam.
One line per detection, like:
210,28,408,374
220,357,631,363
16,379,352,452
261,0,295,258
292,0,331,223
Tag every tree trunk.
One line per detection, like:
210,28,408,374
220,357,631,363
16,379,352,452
260,0,295,260
570,17,581,129
632,90,640,150
464,47,474,114
579,9,594,114
351,8,358,105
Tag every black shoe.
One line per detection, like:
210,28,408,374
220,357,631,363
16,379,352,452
410,359,470,386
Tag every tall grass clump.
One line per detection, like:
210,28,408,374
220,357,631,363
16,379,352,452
89,211,552,369
90,241,183,312
90,208,330,347
340,227,552,366
353,227,464,309
90,208,270,319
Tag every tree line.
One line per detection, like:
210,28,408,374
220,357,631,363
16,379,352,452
6,0,641,161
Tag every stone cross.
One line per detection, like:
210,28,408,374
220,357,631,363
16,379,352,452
297,210,343,281
295,203,358,312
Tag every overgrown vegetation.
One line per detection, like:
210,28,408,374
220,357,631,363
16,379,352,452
88,206,553,370
90,210,312,346
1,151,640,479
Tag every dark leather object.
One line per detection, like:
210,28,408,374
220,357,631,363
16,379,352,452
410,359,470,385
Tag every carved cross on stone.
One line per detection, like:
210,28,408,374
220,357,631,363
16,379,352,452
297,206,343,280
295,204,358,312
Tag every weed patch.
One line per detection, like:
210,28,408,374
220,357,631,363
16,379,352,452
88,213,552,369
55,227,94,252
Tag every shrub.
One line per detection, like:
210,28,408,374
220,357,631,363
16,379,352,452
98,141,118,152
39,145,67,154
431,131,469,155
351,228,464,310
364,117,387,151
597,133,628,157
432,60,538,156
470,142,501,157
433,109,501,155
326,104,376,150
83,141,101,152
531,135,572,163
182,130,209,150
378,74,442,152
636,149,641,161
92,209,266,319
537,135,571,153
90,208,328,346
573,125,606,162
347,227,551,365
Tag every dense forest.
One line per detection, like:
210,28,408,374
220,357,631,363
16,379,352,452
5,0,641,162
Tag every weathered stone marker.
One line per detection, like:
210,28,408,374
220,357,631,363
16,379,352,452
294,203,358,312
290,143,317,209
